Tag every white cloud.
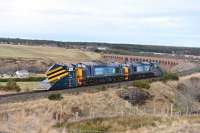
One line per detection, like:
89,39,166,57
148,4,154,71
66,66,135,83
0,0,199,47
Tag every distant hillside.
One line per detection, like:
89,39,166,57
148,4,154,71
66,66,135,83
0,44,101,61
0,44,101,73
0,38,200,56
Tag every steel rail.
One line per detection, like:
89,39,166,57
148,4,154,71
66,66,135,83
0,81,133,104
0,77,160,105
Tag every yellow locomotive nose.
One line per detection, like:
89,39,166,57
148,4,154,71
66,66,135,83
76,67,83,86
123,66,129,80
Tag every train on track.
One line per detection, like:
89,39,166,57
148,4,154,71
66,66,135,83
45,61,162,90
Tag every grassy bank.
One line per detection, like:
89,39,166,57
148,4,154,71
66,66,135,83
56,116,172,132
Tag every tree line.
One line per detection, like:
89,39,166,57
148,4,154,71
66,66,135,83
0,37,199,56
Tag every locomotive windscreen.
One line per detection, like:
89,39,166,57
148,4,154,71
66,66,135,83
94,67,116,76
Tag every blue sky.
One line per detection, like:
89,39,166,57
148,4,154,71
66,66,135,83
0,0,200,47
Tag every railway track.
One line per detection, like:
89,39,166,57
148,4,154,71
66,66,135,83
0,81,133,105
0,76,160,105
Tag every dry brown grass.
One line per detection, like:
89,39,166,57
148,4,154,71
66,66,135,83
0,89,134,133
64,116,171,132
143,73,200,110
180,72,200,81
0,73,200,133
124,117,200,133
139,81,177,111
63,116,200,133
171,62,198,73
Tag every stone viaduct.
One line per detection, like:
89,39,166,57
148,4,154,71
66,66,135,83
103,54,184,70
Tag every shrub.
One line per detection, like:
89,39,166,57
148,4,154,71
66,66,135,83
119,89,152,105
123,86,128,90
162,72,179,82
100,86,107,91
0,79,21,92
133,80,150,89
71,106,83,116
48,93,63,101
96,86,107,91
7,79,21,92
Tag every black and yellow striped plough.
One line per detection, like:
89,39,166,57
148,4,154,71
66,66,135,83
47,66,68,83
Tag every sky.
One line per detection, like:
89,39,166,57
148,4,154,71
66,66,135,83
0,0,200,47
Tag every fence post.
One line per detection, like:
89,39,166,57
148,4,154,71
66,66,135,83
60,102,63,125
75,112,79,120
143,107,146,116
136,105,139,115
167,105,169,117
186,105,189,116
170,104,173,117
153,100,156,115
121,110,124,118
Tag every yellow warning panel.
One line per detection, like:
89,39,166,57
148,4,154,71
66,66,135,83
76,67,83,86
47,66,63,75
48,72,68,83
124,66,129,80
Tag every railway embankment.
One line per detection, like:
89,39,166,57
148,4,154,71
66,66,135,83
0,73,200,132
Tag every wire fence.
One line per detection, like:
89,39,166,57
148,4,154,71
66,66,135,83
55,105,200,133
71,105,200,121
0,103,200,123
49,104,200,127
1,104,200,133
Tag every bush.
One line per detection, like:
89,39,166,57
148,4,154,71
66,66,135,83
133,80,150,89
0,79,21,92
71,107,83,116
119,89,152,105
48,93,63,101
162,72,179,82
96,86,107,91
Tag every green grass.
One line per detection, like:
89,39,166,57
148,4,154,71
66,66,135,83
0,44,101,61
48,93,63,101
0,77,45,82
0,80,21,92
161,72,179,82
0,81,39,91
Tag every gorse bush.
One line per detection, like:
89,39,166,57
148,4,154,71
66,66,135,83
95,86,107,92
162,72,179,82
0,79,21,92
48,93,63,101
6,79,21,92
133,80,151,89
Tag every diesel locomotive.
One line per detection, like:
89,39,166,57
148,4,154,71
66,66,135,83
45,62,162,90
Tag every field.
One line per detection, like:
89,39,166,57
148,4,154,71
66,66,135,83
0,44,102,74
0,44,101,63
